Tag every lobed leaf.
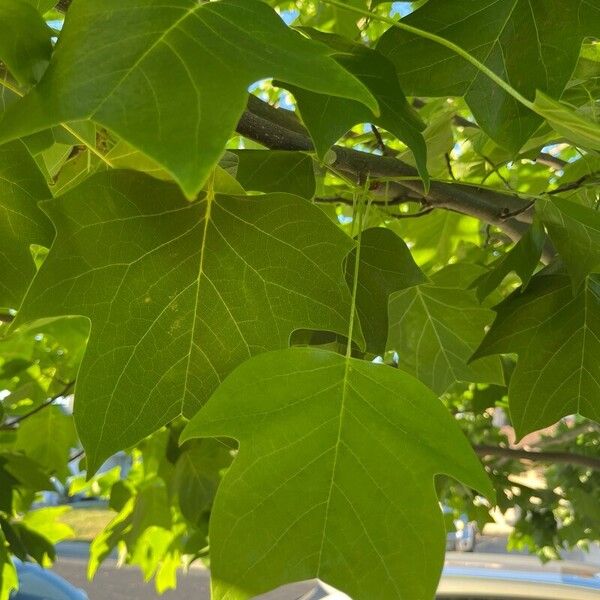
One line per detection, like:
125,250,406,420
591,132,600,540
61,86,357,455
11,170,360,471
388,276,504,394
0,140,53,310
377,0,598,152
474,273,600,437
0,0,377,198
183,347,493,600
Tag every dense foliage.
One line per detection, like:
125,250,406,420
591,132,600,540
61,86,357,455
0,1,599,599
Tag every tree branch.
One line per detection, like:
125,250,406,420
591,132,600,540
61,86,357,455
0,381,75,430
474,444,600,471
238,96,554,261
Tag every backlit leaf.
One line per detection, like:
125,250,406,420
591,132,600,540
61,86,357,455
345,227,427,355
377,0,597,152
0,140,53,310
11,171,359,471
0,0,377,197
473,273,600,437
183,347,493,600
0,0,52,87
388,276,504,394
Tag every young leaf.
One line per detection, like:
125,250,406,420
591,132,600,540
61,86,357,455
287,32,428,185
345,227,427,355
232,150,315,199
473,273,600,438
0,0,377,198
377,0,597,152
472,218,545,301
182,347,493,600
0,140,53,310
387,278,504,394
534,91,600,152
0,0,52,87
11,171,360,471
0,530,18,600
540,197,600,290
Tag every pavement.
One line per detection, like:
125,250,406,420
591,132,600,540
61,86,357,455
53,535,600,600
54,542,315,600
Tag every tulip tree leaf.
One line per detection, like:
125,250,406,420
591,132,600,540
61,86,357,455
534,91,600,152
345,228,427,355
182,347,493,600
14,407,77,482
540,197,600,290
171,440,231,527
11,170,360,471
232,151,315,199
0,140,53,310
377,0,597,152
387,276,504,394
287,32,428,185
0,0,377,198
474,273,600,438
472,218,545,301
0,0,52,87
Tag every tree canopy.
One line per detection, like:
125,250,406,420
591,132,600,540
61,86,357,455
0,1,599,599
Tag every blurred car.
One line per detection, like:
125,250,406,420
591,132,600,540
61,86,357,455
11,560,88,600
296,553,600,599
443,506,477,553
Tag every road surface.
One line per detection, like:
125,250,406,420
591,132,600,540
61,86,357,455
54,543,315,599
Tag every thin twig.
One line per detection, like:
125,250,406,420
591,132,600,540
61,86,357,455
371,124,386,154
500,200,536,220
444,152,456,181
546,172,599,195
0,381,75,430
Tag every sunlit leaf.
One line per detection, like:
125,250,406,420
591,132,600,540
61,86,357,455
183,347,493,600
0,0,377,197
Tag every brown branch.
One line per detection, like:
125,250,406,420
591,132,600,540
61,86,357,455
0,381,75,430
474,444,600,471
55,0,72,12
238,96,555,260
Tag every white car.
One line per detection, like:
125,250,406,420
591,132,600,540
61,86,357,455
294,553,600,600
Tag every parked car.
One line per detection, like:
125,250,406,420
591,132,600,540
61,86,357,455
11,560,88,600
443,506,477,553
295,553,600,599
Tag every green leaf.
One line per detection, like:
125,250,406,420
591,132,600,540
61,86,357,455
540,197,600,290
345,227,427,355
0,453,53,491
473,273,600,437
0,0,52,87
14,407,77,481
171,440,231,526
232,150,315,199
182,347,493,600
534,91,600,151
377,0,596,152
0,140,53,310
387,276,504,394
23,0,57,14
0,0,377,198
0,530,18,600
12,171,359,471
287,32,428,185
472,218,545,301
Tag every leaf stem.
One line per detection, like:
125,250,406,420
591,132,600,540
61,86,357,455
0,78,114,167
345,181,369,360
321,0,536,112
